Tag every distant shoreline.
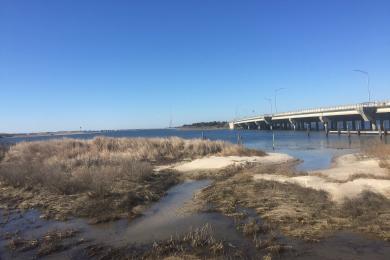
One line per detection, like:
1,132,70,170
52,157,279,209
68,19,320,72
0,127,232,139
0,131,100,139
177,127,229,131
178,121,229,130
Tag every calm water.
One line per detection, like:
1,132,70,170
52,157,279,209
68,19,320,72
2,129,387,171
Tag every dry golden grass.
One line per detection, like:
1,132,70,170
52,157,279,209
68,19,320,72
363,142,390,169
197,163,390,241
0,137,263,221
0,143,9,162
7,228,80,257
83,224,249,259
0,137,263,194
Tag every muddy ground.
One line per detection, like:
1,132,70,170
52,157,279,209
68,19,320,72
0,170,179,223
196,162,390,242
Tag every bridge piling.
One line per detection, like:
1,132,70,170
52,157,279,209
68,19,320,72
343,121,347,131
370,121,376,131
360,120,365,131
324,122,329,136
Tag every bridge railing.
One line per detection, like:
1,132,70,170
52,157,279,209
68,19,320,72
233,100,390,123
232,114,272,123
274,101,390,117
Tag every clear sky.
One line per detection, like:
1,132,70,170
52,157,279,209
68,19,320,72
1,0,389,133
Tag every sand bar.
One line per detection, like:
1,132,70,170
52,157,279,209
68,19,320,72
254,154,390,202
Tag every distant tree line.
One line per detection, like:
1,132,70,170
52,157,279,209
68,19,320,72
181,121,229,129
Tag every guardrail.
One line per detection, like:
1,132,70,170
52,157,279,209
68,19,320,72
233,100,390,123
232,114,272,123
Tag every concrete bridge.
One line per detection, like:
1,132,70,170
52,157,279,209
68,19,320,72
230,101,390,135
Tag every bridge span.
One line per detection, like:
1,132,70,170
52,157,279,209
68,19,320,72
230,101,390,135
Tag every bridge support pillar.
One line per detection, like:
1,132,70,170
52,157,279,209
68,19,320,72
323,122,329,136
342,121,347,131
371,121,377,131
380,119,385,136
360,120,365,131
264,116,272,130
359,106,377,131
319,116,331,133
352,120,356,131
289,118,297,131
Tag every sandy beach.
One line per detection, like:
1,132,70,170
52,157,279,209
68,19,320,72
157,152,295,172
253,153,390,202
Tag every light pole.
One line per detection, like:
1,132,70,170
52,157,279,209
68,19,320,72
353,69,371,103
274,88,285,113
264,98,275,149
264,98,273,114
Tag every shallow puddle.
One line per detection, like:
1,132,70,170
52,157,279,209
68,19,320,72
1,173,390,259
78,179,247,246
0,179,252,259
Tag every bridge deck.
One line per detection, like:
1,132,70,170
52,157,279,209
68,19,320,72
230,101,390,134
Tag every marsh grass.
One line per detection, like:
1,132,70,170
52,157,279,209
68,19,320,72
336,191,390,241
0,137,262,220
363,142,390,169
0,142,9,162
7,228,80,256
348,173,390,181
197,163,390,241
83,224,248,259
0,137,263,195
185,163,250,181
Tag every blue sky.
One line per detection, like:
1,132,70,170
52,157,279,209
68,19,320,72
1,0,389,133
